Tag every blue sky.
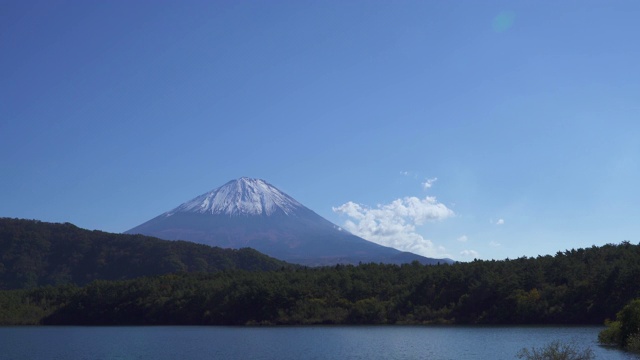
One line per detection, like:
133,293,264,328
2,1,639,261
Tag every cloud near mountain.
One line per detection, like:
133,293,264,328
333,196,454,258
126,178,452,266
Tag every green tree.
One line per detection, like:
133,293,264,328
618,299,640,347
599,298,640,351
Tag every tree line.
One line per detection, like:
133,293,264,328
1,240,639,326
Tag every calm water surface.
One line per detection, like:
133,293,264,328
1,326,639,360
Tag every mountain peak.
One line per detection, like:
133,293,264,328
166,178,303,217
126,177,451,266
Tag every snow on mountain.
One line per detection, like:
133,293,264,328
126,177,454,266
166,177,304,217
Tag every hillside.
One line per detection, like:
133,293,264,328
2,240,639,326
0,218,290,290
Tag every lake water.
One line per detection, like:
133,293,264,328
1,326,639,359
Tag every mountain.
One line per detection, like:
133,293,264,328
0,218,289,290
125,177,451,266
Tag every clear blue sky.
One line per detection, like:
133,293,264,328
2,1,639,261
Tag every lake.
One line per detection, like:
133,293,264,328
1,326,638,359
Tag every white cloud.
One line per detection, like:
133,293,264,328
489,240,501,247
400,171,418,179
496,218,505,225
460,249,479,258
333,196,454,258
421,177,438,190
457,235,468,242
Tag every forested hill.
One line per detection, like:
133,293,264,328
0,218,290,289
1,239,639,326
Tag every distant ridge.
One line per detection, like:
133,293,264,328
126,178,453,266
0,217,289,290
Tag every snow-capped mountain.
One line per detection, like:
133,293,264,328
167,178,303,216
125,178,451,266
